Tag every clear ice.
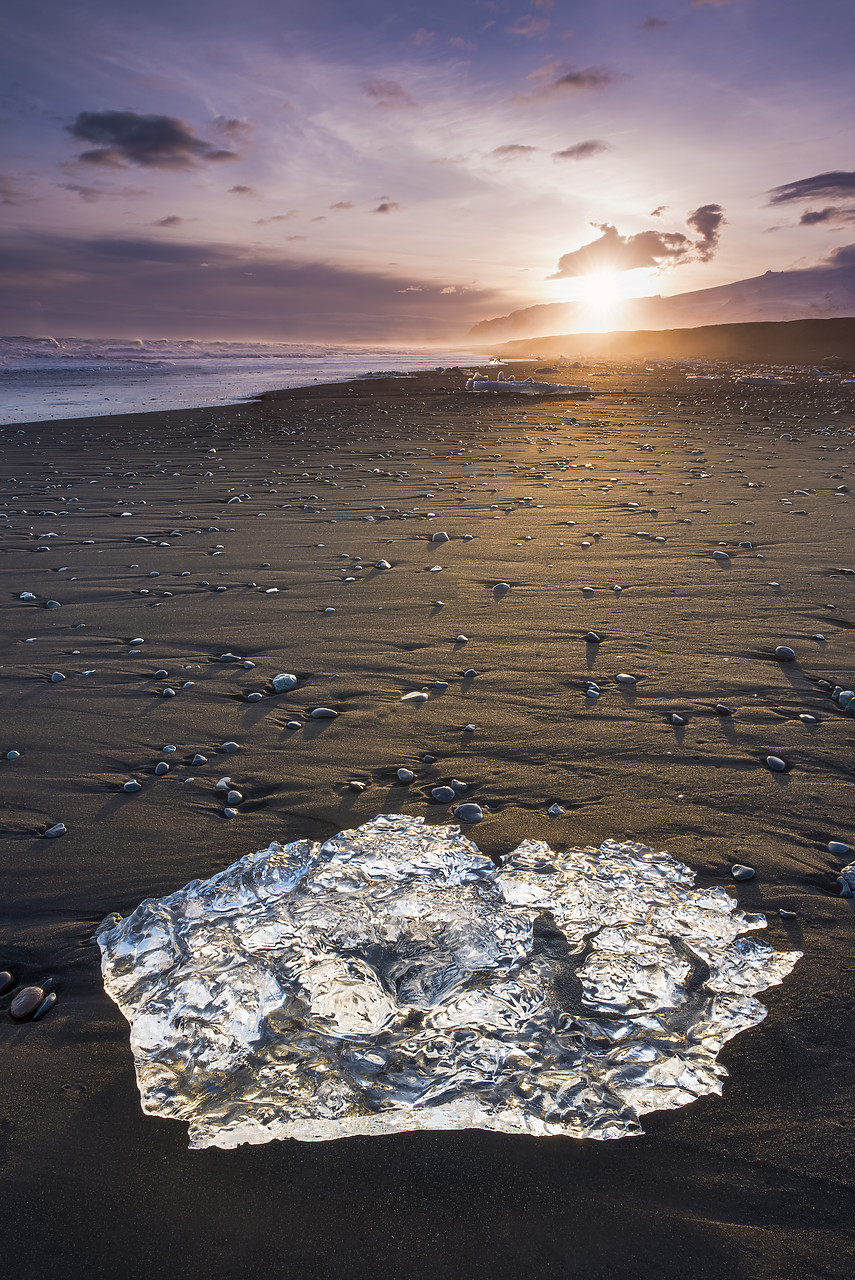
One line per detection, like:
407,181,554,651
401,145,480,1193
98,814,801,1149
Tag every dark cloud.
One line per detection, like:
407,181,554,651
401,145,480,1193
229,185,256,195
649,205,667,216
66,111,240,170
492,144,539,159
0,232,498,342
211,117,254,141
155,215,184,227
768,171,855,205
824,242,855,266
255,212,297,225
330,201,354,210
512,63,617,102
552,140,608,161
549,206,725,278
800,206,855,225
686,203,725,260
363,80,418,109
642,17,670,30
60,183,103,203
373,201,401,214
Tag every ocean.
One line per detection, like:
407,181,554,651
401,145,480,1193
0,336,485,425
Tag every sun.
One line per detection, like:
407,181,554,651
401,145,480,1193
575,269,626,331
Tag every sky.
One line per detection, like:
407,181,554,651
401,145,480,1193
1,0,853,342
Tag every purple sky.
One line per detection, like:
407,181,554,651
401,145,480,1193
1,0,853,340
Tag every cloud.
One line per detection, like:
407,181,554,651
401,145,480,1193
411,27,434,46
768,171,855,205
649,205,667,216
363,80,418,109
330,201,354,210
0,174,37,206
66,111,240,170
549,207,725,278
229,185,256,195
449,36,477,51
0,232,499,341
508,15,550,36
642,17,670,30
492,144,539,159
824,242,855,266
512,63,617,102
211,117,254,142
60,183,103,203
552,139,608,161
254,212,298,225
800,206,855,225
440,286,458,294
155,215,184,227
373,201,401,214
686,202,726,260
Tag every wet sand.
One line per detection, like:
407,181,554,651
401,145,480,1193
1,365,853,1279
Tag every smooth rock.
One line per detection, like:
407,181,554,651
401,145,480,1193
396,768,415,783
714,703,733,715
348,781,366,792
226,790,243,804
220,740,241,752
547,803,564,816
463,723,476,732
779,909,797,920
50,672,65,683
775,645,796,662
310,708,337,719
123,780,142,792
271,673,298,693
731,864,756,881
584,632,601,643
44,822,66,837
45,599,61,608
19,592,36,601
670,714,686,725
431,786,456,803
431,531,450,543
161,687,176,697
154,762,169,776
6,749,21,760
615,673,636,685
463,669,477,678
191,754,208,765
223,807,238,818
712,550,730,562
493,582,511,592
828,841,850,855
286,721,301,730
375,560,392,570
0,971,13,995
33,992,57,1020
220,653,242,663
246,692,263,702
10,986,44,1019
799,713,818,724
454,803,483,823
401,691,428,703
765,755,788,771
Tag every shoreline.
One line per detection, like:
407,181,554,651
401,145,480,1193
1,365,853,1279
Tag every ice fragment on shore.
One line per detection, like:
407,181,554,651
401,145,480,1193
99,814,802,1150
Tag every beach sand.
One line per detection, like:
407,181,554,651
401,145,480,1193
1,365,853,1279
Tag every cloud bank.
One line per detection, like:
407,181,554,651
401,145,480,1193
549,206,725,278
67,111,239,169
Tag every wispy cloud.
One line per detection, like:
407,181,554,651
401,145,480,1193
508,15,550,37
768,170,855,204
373,200,401,214
552,140,608,161
66,111,240,169
362,80,418,109
512,62,617,102
492,144,539,159
228,184,256,195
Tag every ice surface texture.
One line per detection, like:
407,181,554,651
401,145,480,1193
98,815,800,1149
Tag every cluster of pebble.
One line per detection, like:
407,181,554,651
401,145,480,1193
0,970,56,1022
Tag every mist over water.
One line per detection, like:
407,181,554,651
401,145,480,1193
0,336,483,424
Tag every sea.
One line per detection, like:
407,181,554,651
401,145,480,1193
0,336,486,425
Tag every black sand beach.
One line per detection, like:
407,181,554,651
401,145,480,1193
1,365,853,1279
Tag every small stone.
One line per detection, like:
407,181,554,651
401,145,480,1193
32,992,57,1020
731,864,756,881
226,790,243,804
246,692,263,702
286,720,301,730
45,599,61,608
6,749,21,760
324,607,335,614
431,531,450,543
162,745,177,754
615,673,636,685
547,802,564,816
191,754,208,765
396,768,415,783
431,786,456,802
154,669,168,678
215,777,231,790
223,807,238,818
44,822,66,837
348,780,366,792
401,691,428,702
19,592,36,601
310,708,337,719
272,673,298,692
799,713,818,724
828,841,850,855
454,803,483,823
493,582,511,592
463,723,476,732
775,645,796,662
463,669,477,678
123,779,142,792
765,755,787,771
10,986,45,1019
161,687,176,696
669,713,686,725
779,909,797,920
0,971,13,995
375,559,392,569
154,762,169,775
456,634,469,643
220,652,242,663
714,704,733,716
220,740,241,752
50,671,65,683
712,550,730,562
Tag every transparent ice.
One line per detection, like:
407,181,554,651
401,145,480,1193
98,815,801,1149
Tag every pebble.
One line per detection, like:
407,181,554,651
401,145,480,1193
226,790,243,804
123,779,142,792
215,777,231,790
246,692,263,702
765,755,787,771
712,550,730,562
19,592,36,601
493,582,511,592
220,740,241,752
714,703,733,715
615,673,636,685
6,749,21,760
50,671,65,683
799,713,818,724
45,599,61,608
401,691,428,703
324,607,336,614
0,971,13,995
348,780,366,792
154,762,169,776
547,802,564,816
10,986,45,1019
431,531,450,543
310,708,337,719
223,807,238,818
456,634,469,643
454,803,483,823
375,560,392,569
44,822,66,837
828,841,850,855
779,909,797,920
161,687,176,697
286,720,301,730
463,723,476,732
191,754,208,765
775,646,796,662
396,768,414,783
669,713,686,725
271,673,298,693
463,668,477,678
431,786,456,802
731,864,756,881
154,669,168,678
33,992,57,1020
584,631,601,643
